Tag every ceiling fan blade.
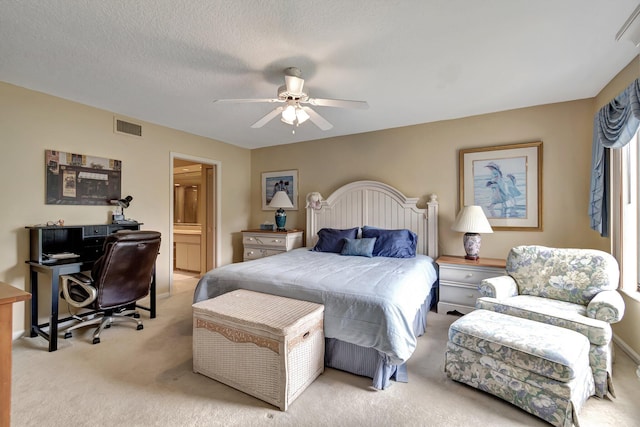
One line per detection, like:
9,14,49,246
302,107,333,130
213,98,281,104
251,106,284,128
307,98,369,109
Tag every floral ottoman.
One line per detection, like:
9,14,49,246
444,309,594,427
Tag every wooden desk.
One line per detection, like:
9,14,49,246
26,223,156,352
28,260,156,352
0,282,31,427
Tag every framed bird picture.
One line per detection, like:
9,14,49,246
459,141,542,231
261,169,298,210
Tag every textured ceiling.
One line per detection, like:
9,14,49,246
1,0,639,149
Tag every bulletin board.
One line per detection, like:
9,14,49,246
45,149,122,205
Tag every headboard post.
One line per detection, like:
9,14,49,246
426,194,439,259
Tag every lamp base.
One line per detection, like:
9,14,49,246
275,208,287,232
463,232,482,260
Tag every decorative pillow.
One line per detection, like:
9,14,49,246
341,237,376,258
362,226,417,258
312,227,359,253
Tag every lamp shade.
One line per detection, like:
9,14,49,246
296,107,310,124
451,206,493,233
269,191,294,209
117,195,133,209
281,105,296,124
110,195,133,209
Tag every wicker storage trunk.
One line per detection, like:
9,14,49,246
193,289,325,411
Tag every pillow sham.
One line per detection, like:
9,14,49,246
312,227,359,253
362,226,417,258
340,237,376,258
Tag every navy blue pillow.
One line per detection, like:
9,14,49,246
312,227,359,253
361,226,417,258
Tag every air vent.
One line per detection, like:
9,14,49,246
114,117,142,137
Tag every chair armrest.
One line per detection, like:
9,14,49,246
587,290,625,323
478,276,518,299
61,273,97,308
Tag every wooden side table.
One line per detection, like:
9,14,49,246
0,282,31,427
436,255,506,315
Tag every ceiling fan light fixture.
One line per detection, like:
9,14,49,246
281,104,297,124
280,116,295,125
295,107,310,124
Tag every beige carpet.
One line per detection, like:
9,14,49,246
11,278,640,427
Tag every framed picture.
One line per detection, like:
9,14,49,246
459,141,542,231
262,169,298,210
45,149,122,205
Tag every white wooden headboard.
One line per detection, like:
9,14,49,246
305,180,439,259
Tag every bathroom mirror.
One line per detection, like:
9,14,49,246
174,168,201,224
174,184,199,224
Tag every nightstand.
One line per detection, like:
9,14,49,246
436,255,506,315
242,229,304,261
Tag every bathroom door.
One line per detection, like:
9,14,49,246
205,165,216,271
172,157,217,278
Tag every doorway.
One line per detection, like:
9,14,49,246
170,153,220,294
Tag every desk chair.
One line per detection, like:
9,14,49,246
61,230,161,344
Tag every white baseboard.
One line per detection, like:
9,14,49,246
613,333,640,365
13,329,28,341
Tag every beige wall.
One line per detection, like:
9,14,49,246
594,57,640,358
251,99,609,258
0,82,251,337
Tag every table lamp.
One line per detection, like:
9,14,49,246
451,205,493,260
269,191,294,231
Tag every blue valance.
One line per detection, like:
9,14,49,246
589,78,640,237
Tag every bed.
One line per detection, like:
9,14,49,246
193,180,439,389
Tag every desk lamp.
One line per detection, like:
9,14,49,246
451,205,493,260
110,195,133,222
117,195,133,208
269,191,294,231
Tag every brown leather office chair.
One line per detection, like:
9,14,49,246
61,230,161,344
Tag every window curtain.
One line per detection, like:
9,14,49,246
589,78,640,236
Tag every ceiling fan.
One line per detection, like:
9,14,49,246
213,67,369,131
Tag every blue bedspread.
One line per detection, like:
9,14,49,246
193,248,437,365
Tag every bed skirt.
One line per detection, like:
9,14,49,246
324,284,435,389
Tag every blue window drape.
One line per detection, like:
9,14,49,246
589,78,640,237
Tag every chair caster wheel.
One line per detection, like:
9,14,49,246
137,324,144,331
64,332,72,339
92,337,101,344
133,313,140,319
105,324,111,329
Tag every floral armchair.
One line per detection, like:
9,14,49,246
476,245,625,398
